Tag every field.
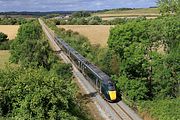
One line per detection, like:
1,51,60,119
0,50,10,69
0,25,19,40
94,8,160,20
58,25,113,47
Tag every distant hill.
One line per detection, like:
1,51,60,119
0,11,97,17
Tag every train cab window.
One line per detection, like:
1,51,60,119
108,82,115,91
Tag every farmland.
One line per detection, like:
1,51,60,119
0,25,19,40
58,25,113,47
0,50,10,69
94,8,160,20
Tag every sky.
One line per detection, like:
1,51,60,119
0,0,157,12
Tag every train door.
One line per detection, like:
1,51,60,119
96,79,101,93
78,61,81,70
68,50,71,57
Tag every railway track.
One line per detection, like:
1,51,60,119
107,102,133,120
39,18,142,120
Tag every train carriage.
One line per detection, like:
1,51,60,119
55,37,117,101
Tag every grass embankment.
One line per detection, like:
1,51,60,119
59,25,113,47
139,98,180,120
0,50,10,69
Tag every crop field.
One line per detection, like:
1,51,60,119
101,16,157,20
0,25,19,40
96,8,159,14
58,25,114,47
94,8,160,20
0,50,10,69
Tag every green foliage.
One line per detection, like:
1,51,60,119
0,18,28,25
10,21,55,69
44,14,61,19
1,19,90,120
0,32,8,42
108,16,180,101
0,40,12,50
0,32,11,50
107,15,180,119
157,0,180,15
117,76,148,101
139,97,180,120
72,11,91,18
0,65,88,119
53,15,146,25
46,16,179,119
87,16,102,25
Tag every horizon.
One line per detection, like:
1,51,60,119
0,0,157,12
0,7,157,13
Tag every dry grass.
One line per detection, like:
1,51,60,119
58,25,114,47
0,50,10,69
0,25,19,40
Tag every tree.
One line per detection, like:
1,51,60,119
0,32,8,42
10,21,55,69
157,0,180,15
72,11,91,18
0,65,88,119
108,16,180,100
0,32,11,50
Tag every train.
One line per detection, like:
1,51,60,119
54,37,117,102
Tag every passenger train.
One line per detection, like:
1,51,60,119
54,37,117,102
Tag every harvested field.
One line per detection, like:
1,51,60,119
0,25,19,40
58,25,113,47
0,50,10,69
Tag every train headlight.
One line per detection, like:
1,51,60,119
108,91,116,101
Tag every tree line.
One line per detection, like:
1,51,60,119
53,15,147,25
0,18,28,25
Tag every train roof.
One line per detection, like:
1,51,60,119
57,37,111,84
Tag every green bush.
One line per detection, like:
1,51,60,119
0,32,11,50
0,66,88,119
139,98,180,120
0,32,8,42
108,16,180,101
72,11,91,18
0,40,12,50
10,21,55,69
0,18,28,25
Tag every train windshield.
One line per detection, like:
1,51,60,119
108,82,115,91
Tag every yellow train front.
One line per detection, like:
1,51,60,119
101,81,117,102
